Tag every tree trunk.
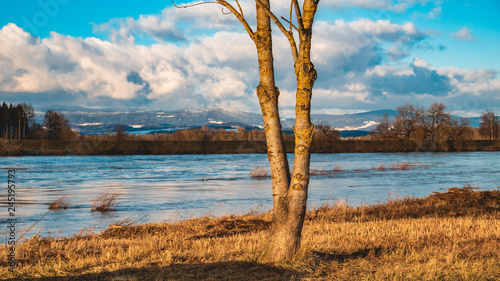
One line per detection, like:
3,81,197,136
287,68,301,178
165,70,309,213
254,0,291,211
212,0,319,261
265,0,318,261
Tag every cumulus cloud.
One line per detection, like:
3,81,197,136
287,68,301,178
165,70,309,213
309,19,426,91
367,57,452,96
0,23,257,111
451,27,477,42
0,2,498,116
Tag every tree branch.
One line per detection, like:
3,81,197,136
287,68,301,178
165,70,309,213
173,0,255,39
254,0,298,64
292,0,304,31
281,16,299,32
235,0,244,18
216,0,255,39
172,0,218,9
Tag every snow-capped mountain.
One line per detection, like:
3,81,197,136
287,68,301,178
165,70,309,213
37,106,428,135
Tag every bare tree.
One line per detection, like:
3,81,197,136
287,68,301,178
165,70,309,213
449,116,474,146
43,110,74,140
479,110,500,140
177,0,320,260
370,111,393,140
313,122,340,152
393,103,424,150
423,102,451,150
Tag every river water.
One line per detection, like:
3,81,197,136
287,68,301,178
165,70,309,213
1,152,499,240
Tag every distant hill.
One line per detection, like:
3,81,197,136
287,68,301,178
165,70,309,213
35,106,485,135
282,110,398,131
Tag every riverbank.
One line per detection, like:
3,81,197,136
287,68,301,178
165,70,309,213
2,139,500,156
1,187,499,280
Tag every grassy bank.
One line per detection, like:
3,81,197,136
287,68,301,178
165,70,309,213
1,187,500,280
2,139,500,156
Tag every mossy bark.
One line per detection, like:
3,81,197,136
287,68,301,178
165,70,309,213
214,0,319,261
254,0,291,211
264,0,319,261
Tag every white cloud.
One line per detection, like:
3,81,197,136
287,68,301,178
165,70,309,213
0,23,258,110
0,2,498,115
450,27,477,42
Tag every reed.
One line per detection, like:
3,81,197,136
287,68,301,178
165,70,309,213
48,196,70,210
249,166,270,178
91,190,119,212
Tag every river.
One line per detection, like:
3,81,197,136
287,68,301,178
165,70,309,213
1,152,498,240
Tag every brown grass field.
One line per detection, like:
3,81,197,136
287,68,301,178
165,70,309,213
1,186,499,280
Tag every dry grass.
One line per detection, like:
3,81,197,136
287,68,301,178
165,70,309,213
48,196,71,210
375,163,386,171
1,187,499,280
373,161,420,171
249,166,270,178
91,190,119,212
310,164,342,176
391,161,411,170
253,164,343,177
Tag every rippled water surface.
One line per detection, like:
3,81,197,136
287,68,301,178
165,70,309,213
1,152,499,239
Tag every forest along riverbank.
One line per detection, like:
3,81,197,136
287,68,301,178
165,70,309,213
2,139,500,156
1,187,499,280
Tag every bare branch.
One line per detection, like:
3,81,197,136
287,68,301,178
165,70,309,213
281,16,299,32
254,0,298,64
235,0,244,18
172,0,218,9
216,0,255,39
173,0,255,39
292,0,304,31
221,7,232,15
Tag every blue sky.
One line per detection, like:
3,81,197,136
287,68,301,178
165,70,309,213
0,0,498,116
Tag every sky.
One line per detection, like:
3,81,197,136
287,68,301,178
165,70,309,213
0,0,499,117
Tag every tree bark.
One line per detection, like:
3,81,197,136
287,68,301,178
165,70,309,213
211,0,319,261
264,0,319,261
254,0,291,211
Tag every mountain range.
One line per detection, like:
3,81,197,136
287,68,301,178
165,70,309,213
36,106,483,136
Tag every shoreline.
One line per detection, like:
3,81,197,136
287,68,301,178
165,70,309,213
1,187,499,280
2,139,500,156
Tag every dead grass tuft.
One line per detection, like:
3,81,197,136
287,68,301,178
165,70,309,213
374,163,386,171
91,190,119,212
373,161,418,171
391,161,411,170
249,166,270,178
308,185,500,222
48,196,71,210
310,164,342,176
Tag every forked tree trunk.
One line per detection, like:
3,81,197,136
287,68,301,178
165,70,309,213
213,0,319,261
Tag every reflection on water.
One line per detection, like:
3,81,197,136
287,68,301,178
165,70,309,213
1,152,499,239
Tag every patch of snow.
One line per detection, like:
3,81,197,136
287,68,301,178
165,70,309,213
76,123,102,126
209,120,224,124
338,121,379,131
130,125,144,129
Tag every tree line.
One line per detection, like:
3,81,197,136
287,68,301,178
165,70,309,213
370,102,500,150
0,102,75,140
2,101,499,146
